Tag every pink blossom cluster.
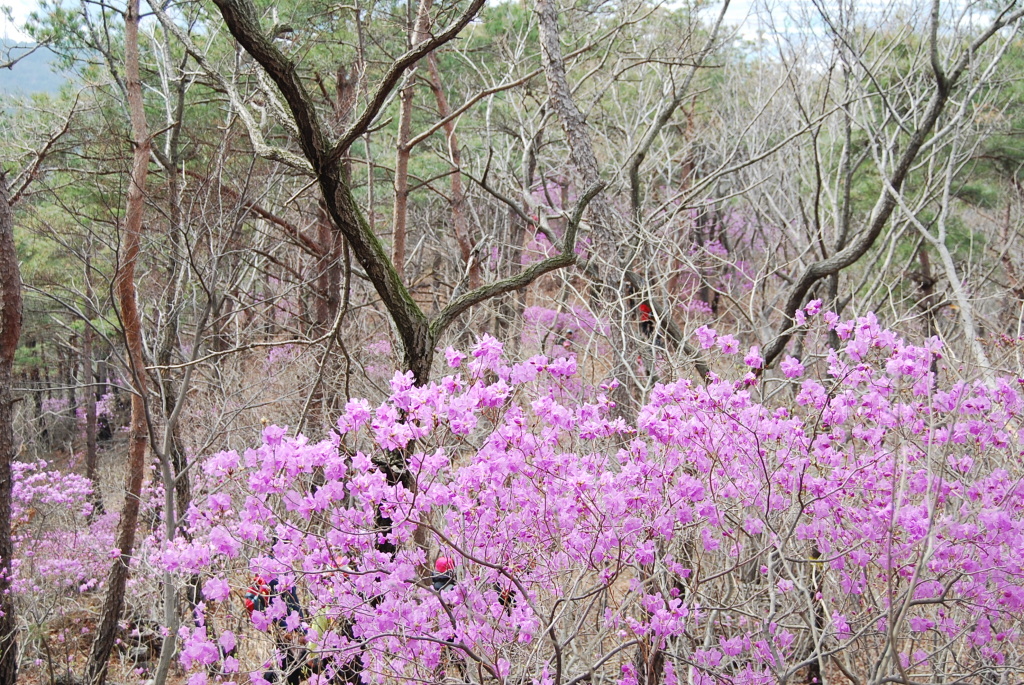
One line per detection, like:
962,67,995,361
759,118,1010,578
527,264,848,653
74,391,118,435
521,305,610,357
40,397,70,415
264,344,299,372
167,316,1024,684
11,461,115,597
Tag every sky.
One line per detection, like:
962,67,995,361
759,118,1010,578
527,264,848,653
2,0,37,42
714,0,849,41
721,0,759,33
0,0,966,47
0,0,793,44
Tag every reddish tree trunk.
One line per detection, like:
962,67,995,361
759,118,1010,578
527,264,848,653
391,0,433,279
426,52,479,289
86,0,151,681
0,172,22,685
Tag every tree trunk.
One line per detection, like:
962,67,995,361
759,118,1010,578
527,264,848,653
425,51,479,290
82,288,102,512
304,203,344,434
208,0,570,389
86,0,151,681
156,149,192,528
538,0,647,413
0,172,22,685
391,0,434,280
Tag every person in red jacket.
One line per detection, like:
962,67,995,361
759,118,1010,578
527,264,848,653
243,576,308,685
638,302,654,338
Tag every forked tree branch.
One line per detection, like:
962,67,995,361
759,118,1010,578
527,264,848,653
330,0,488,158
430,181,605,338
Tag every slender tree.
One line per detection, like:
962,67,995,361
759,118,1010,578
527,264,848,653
392,0,434,279
0,173,21,685
86,0,152,680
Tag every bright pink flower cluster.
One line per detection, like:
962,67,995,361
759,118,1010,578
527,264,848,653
170,320,1024,684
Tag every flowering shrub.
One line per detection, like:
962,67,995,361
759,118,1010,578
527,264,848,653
40,398,70,415
12,460,118,675
521,305,610,357
12,461,116,598
167,312,1024,684
13,462,157,677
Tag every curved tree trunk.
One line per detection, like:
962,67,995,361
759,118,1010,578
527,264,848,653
86,0,151,681
209,0,589,389
209,0,485,385
0,172,22,685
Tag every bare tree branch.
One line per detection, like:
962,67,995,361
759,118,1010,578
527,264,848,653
761,3,1024,368
431,181,605,337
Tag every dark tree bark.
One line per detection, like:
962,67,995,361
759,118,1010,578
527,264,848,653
0,173,22,685
209,0,596,386
86,0,151,681
209,0,450,382
82,271,102,511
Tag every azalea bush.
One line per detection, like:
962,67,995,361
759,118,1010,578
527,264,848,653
11,460,120,674
165,307,1024,685
12,460,115,598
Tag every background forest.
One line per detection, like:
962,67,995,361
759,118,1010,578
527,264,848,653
3,0,1024,683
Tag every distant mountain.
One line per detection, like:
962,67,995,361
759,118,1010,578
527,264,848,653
0,40,66,94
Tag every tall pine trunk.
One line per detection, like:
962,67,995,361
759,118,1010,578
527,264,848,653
425,52,478,290
390,0,433,279
83,257,102,510
0,171,22,685
86,0,151,681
